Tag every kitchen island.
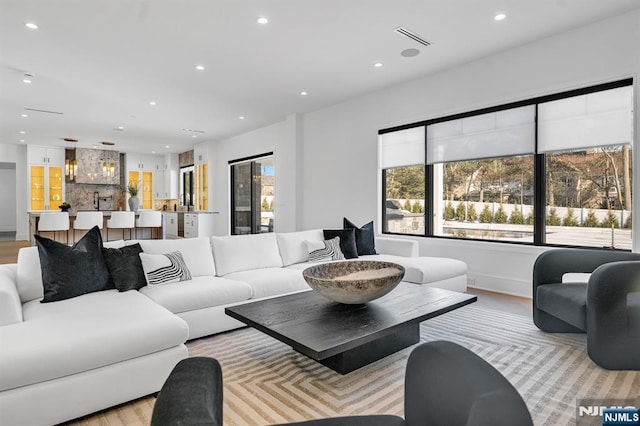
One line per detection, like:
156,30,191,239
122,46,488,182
28,211,160,245
162,211,218,239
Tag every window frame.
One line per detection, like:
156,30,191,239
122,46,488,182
379,78,634,250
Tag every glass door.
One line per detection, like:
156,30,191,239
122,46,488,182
230,154,274,234
48,166,63,210
30,165,45,210
142,171,153,209
180,166,194,208
196,163,208,211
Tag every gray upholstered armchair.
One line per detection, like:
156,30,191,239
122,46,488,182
151,341,533,426
533,248,640,370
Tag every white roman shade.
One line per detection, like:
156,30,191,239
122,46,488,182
379,126,425,169
538,86,633,153
426,105,536,164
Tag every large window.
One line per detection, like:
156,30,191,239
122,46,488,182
379,79,634,249
380,127,425,235
436,156,534,242
539,86,633,249
383,165,425,235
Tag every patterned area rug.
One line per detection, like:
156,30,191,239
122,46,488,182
71,304,640,425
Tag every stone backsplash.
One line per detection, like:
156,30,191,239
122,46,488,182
66,183,125,211
73,148,121,185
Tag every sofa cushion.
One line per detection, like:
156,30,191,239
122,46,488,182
35,226,113,303
139,276,252,314
323,228,358,259
0,290,188,392
276,229,324,266
138,238,215,277
211,233,283,276
102,243,147,291
306,237,345,262
344,218,377,256
140,251,192,286
536,283,587,331
363,254,467,284
16,246,44,303
225,268,311,299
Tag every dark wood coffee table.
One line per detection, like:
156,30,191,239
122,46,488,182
225,283,476,374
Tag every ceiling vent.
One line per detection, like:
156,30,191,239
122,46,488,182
24,107,64,115
182,128,205,134
394,26,431,47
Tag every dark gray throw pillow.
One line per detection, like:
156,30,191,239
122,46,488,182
102,243,147,291
35,225,113,303
344,218,377,256
323,228,358,259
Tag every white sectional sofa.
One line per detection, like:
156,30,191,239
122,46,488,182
0,230,467,426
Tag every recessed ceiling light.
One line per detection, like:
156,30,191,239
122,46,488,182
374,62,383,68
19,139,25,143
25,22,38,30
165,145,170,149
192,135,197,138
149,101,156,106
195,65,205,71
22,78,32,84
116,126,124,130
239,116,245,120
151,151,156,154
494,13,507,21
20,131,26,134
300,91,308,96
256,17,269,25
21,114,28,118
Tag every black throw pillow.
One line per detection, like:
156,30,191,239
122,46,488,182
102,243,147,291
344,218,377,256
323,228,358,259
35,225,114,303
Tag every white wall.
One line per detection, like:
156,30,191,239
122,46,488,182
0,143,18,163
299,10,640,297
0,144,20,234
206,114,301,236
0,165,16,232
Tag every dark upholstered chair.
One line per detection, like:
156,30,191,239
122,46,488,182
533,248,640,370
151,357,223,426
151,341,532,426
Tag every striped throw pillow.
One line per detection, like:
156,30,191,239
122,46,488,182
139,251,192,286
305,237,345,262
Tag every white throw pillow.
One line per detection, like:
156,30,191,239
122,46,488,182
210,233,283,276
138,238,215,276
16,246,44,303
276,229,324,266
139,251,192,286
305,237,344,262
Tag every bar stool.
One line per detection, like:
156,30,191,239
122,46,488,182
106,211,135,241
37,212,70,244
73,211,104,243
136,210,162,239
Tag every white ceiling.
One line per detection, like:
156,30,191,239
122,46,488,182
1,0,639,155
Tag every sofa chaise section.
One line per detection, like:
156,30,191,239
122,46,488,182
0,284,188,426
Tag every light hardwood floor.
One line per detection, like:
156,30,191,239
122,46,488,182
0,240,30,265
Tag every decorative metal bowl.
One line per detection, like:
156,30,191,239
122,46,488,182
302,261,405,304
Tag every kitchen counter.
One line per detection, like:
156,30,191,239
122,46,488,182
162,211,217,239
